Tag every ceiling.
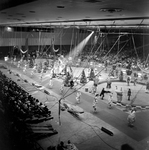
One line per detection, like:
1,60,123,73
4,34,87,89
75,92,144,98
0,0,149,30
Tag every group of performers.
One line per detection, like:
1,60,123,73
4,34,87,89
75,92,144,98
7,51,149,128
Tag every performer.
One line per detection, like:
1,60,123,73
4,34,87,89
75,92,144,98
70,78,74,89
126,69,132,86
100,88,105,99
17,61,21,68
126,76,131,86
31,64,37,76
100,88,111,99
115,68,119,78
60,83,64,95
127,88,131,101
76,91,81,104
92,85,96,94
127,108,136,127
94,93,98,103
115,87,123,103
49,78,53,89
40,68,44,80
13,56,16,65
106,77,112,89
23,63,27,72
133,72,138,86
133,78,137,86
108,93,113,108
93,94,98,112
87,68,91,78
145,80,149,93
104,60,108,72
93,76,99,94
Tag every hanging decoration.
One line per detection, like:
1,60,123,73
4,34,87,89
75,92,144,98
52,38,59,52
20,48,28,54
13,46,28,54
94,35,98,45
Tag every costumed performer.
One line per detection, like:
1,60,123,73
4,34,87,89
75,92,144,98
127,108,136,127
76,91,81,104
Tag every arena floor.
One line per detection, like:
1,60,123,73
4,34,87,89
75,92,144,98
1,60,149,150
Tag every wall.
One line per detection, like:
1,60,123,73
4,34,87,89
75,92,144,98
0,27,148,60
0,28,95,57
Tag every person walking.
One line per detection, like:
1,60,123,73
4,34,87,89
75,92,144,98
100,88,105,100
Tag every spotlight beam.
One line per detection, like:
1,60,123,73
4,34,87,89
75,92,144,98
67,31,94,59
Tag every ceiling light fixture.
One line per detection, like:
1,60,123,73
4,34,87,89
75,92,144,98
29,11,36,13
85,0,102,3
5,26,13,32
57,5,65,8
100,8,123,13
1,12,7,14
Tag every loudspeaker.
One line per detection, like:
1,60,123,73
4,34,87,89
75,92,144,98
101,127,113,136
44,90,50,95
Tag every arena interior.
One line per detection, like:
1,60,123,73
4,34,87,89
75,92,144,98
0,1,149,150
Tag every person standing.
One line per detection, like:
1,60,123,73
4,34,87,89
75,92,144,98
49,78,53,89
60,83,64,95
106,77,112,89
76,91,81,104
127,108,136,127
23,63,27,72
70,78,74,89
133,77,137,86
93,93,98,112
133,72,138,86
126,76,131,86
93,76,99,94
116,87,123,103
127,88,131,101
108,92,113,108
146,80,149,92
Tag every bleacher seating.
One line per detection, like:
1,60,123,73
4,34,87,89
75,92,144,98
0,70,58,150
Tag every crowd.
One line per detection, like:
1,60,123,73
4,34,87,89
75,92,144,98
48,140,78,150
77,46,149,71
0,70,53,150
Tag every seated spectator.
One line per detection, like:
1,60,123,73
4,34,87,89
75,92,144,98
66,140,78,150
57,141,67,150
